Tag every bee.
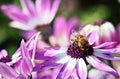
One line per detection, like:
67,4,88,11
71,34,90,51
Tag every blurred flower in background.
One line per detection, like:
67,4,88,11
49,16,78,47
1,0,61,31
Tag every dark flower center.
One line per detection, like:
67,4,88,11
0,56,12,63
67,41,94,59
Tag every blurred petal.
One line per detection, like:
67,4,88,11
87,30,99,45
100,22,115,38
1,5,28,23
0,49,8,59
10,21,30,30
35,0,50,14
94,53,120,60
0,62,18,79
86,56,119,77
20,0,36,17
57,58,77,79
51,0,61,16
77,58,87,79
67,17,78,35
41,0,50,12
53,16,67,37
94,42,117,49
35,0,42,14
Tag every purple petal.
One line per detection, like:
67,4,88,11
56,56,70,64
67,17,78,35
20,30,37,40
41,0,51,12
44,47,67,57
1,5,28,23
51,0,61,16
0,49,8,59
11,32,40,64
94,53,120,60
16,74,26,79
21,40,30,59
77,58,87,79
20,40,33,75
43,47,69,64
20,0,36,17
33,62,59,72
35,0,42,14
87,30,99,45
0,62,18,79
94,42,117,49
35,51,55,61
53,16,67,37
26,32,40,64
35,0,51,14
94,48,117,54
57,58,77,79
86,56,119,77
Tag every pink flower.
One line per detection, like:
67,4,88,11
1,0,61,30
0,40,33,79
41,31,119,79
49,16,78,47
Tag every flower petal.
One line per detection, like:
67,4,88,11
56,56,70,64
67,17,78,35
53,16,67,37
94,48,117,54
33,61,59,72
94,53,120,60
10,21,30,30
0,49,8,59
0,62,18,79
86,56,119,77
44,47,67,57
35,0,50,14
11,32,40,64
20,40,33,75
20,0,36,17
87,30,99,45
94,42,117,49
25,32,40,65
1,5,28,23
51,0,61,17
77,58,87,79
57,58,77,79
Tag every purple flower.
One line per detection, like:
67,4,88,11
9,32,40,71
49,16,78,47
0,40,33,79
43,31,120,79
1,0,61,30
